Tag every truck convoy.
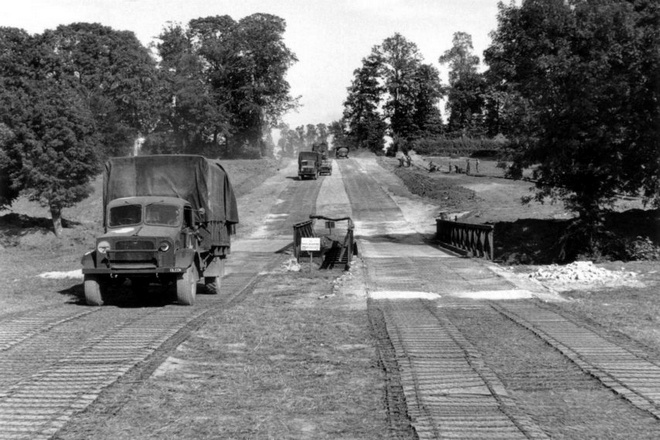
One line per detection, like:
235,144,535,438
81,155,238,306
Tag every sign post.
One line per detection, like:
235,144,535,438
300,237,321,271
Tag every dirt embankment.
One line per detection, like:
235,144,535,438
377,154,659,265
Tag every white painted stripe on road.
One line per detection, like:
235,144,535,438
369,291,441,300
450,289,533,300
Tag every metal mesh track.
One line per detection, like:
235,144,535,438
0,252,281,440
493,301,660,419
372,299,548,439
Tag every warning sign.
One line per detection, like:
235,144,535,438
300,237,321,252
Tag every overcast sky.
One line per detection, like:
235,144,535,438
1,0,500,128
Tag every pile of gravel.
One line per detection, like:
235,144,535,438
529,261,638,284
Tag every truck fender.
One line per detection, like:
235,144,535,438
175,249,196,269
81,251,97,269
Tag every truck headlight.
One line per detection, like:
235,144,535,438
97,241,111,254
159,241,170,252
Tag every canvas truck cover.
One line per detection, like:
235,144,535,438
103,155,239,228
298,151,320,164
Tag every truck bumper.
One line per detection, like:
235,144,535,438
82,267,189,276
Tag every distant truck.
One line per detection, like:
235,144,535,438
81,155,238,306
336,146,349,159
312,142,332,176
298,151,322,180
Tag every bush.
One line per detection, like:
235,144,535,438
410,136,508,158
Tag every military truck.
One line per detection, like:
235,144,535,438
298,151,322,180
336,146,349,159
81,155,238,306
312,142,332,176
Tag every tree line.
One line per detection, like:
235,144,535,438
337,0,659,256
0,14,298,236
1,1,658,245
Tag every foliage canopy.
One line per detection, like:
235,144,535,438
485,0,660,223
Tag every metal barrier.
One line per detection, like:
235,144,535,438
292,219,315,259
293,215,356,270
436,219,494,260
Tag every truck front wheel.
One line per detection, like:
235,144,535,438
176,265,197,305
84,275,105,306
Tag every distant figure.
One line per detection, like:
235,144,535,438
428,161,437,172
475,158,480,174
405,154,412,167
466,159,471,175
398,156,405,167
449,164,452,173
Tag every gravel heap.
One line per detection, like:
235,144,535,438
280,258,301,272
529,261,638,284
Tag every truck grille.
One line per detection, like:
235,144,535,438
110,240,156,264
116,240,155,250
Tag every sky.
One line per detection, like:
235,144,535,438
1,0,501,128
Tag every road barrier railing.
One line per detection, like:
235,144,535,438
292,219,315,259
436,219,494,260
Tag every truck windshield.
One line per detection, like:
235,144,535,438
145,203,180,226
109,204,142,226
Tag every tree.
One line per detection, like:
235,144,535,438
155,14,299,157
155,20,231,153
342,34,444,153
377,33,425,140
439,32,486,135
43,23,162,159
0,123,20,208
410,64,445,137
342,54,387,152
0,28,100,237
485,0,660,254
316,123,330,144
304,124,318,149
328,120,349,152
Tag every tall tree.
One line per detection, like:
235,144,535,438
43,23,161,159
0,28,100,236
157,20,231,153
316,123,330,144
410,64,445,137
439,32,486,135
342,34,443,152
328,120,349,152
377,33,425,140
485,0,660,251
155,14,298,157
342,54,387,152
304,124,318,149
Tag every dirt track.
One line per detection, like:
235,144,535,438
2,156,660,439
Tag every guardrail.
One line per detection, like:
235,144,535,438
436,219,494,260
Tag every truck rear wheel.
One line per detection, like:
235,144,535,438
84,275,105,306
176,265,197,305
205,276,222,294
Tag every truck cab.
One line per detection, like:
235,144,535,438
82,196,204,305
298,151,321,180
